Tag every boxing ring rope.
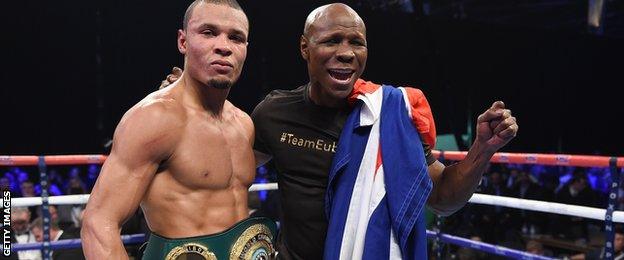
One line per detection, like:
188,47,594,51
10,192,624,222
9,183,279,207
12,234,146,251
424,230,556,260
9,227,558,260
2,151,623,167
2,151,623,259
431,151,624,167
0,155,107,166
470,194,624,222
10,228,558,260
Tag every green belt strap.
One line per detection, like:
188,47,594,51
142,217,277,260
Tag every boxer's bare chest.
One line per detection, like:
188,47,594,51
164,112,255,190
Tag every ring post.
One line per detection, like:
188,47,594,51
38,156,51,260
435,150,446,259
605,157,619,260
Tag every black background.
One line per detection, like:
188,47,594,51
2,0,622,156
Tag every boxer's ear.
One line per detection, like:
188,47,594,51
178,29,187,55
300,35,309,60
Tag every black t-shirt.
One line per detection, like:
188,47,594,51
252,84,434,260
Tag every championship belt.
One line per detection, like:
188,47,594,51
229,223,275,260
143,217,277,260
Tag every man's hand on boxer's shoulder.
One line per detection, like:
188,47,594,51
159,66,183,89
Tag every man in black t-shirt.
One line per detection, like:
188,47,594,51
162,3,518,259
250,82,436,259
250,4,517,259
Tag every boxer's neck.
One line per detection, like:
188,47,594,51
180,73,231,117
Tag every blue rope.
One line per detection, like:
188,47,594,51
426,230,556,260
12,234,146,251
13,231,553,259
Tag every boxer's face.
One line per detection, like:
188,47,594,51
178,3,248,89
302,8,367,104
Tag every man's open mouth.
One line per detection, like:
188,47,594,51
328,69,355,82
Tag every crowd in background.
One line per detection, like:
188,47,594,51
1,165,101,260
437,162,620,259
1,162,622,259
1,165,99,198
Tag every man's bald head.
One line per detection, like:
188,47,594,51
299,3,368,108
303,3,365,39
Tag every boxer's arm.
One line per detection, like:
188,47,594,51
81,103,178,259
427,101,517,216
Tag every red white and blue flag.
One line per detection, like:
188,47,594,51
324,80,435,260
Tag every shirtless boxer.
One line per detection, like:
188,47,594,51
81,1,276,259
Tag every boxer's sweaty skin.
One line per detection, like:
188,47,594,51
138,87,255,238
81,3,253,259
83,83,255,254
